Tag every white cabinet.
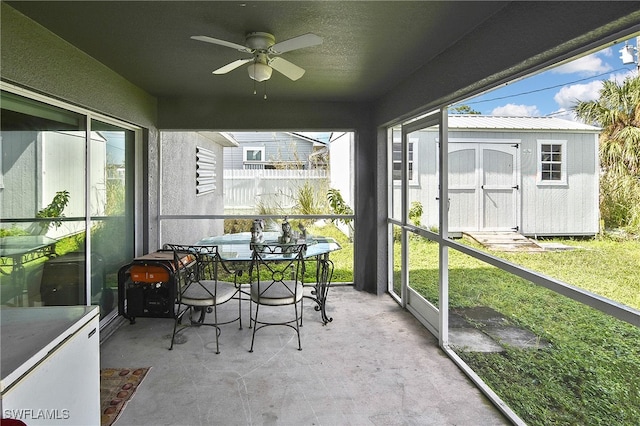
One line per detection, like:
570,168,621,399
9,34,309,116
1,306,100,425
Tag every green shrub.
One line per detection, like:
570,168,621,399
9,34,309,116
327,188,354,235
0,226,29,237
296,181,323,215
224,218,254,234
408,201,423,227
600,171,640,235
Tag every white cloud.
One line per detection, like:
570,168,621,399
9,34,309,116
610,70,636,84
600,47,613,58
552,70,635,111
553,80,602,110
491,103,541,116
553,53,612,76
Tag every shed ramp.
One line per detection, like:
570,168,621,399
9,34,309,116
464,231,545,252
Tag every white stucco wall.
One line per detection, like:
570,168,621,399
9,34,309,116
159,132,225,245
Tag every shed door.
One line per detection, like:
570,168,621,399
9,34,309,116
449,143,519,232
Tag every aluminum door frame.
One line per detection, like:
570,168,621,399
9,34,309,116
394,110,449,345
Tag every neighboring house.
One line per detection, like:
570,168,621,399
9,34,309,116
223,132,327,170
222,132,331,214
393,115,601,237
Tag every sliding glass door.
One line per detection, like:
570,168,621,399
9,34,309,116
89,120,135,319
0,88,137,321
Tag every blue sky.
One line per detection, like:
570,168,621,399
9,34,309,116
304,36,639,142
453,36,639,121
103,131,126,164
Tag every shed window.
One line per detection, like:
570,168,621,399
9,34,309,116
537,140,566,185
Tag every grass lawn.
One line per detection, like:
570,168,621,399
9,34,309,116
400,236,640,425
498,238,640,310
304,222,354,283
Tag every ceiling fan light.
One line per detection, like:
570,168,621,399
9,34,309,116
248,62,272,82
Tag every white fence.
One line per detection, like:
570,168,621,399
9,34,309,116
223,169,329,213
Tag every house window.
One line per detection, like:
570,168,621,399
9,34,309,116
243,147,264,162
392,140,418,185
538,140,567,184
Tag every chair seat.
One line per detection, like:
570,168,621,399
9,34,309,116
181,280,237,306
250,280,303,306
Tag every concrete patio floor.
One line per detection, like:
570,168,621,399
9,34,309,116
100,285,509,425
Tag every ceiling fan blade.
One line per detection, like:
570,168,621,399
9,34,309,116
269,33,323,54
213,58,254,74
269,57,305,81
191,35,253,53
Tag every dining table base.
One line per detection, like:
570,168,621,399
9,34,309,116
304,255,334,325
195,232,342,325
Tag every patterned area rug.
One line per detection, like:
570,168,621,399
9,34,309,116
100,367,151,426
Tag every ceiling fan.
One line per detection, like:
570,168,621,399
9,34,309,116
191,32,323,82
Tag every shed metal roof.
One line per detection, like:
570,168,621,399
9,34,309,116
448,115,601,132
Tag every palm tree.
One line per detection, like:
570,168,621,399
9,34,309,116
573,74,640,232
449,104,481,115
573,75,640,175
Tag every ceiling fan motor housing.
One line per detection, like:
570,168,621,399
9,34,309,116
245,32,276,51
192,30,321,82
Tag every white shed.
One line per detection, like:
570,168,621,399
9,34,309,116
398,115,601,237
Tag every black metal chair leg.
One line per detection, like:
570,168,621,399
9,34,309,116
295,301,302,351
249,303,260,352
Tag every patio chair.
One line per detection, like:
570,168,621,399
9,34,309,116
248,243,307,352
165,244,243,353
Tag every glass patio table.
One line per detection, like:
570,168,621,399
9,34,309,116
195,232,341,324
0,235,57,304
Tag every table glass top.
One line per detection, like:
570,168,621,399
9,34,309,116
195,232,341,261
0,235,58,256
